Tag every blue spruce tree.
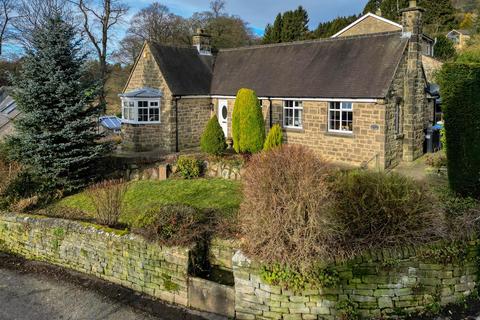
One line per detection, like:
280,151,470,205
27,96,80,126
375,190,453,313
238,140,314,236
8,16,112,193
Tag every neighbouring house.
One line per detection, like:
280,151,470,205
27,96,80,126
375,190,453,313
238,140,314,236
331,11,436,57
120,0,438,169
447,29,471,50
0,87,18,140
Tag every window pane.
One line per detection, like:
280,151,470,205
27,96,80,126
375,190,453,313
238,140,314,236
138,108,148,122
294,109,302,127
129,101,134,107
330,110,340,131
150,101,159,107
341,102,352,110
149,108,159,121
128,108,135,120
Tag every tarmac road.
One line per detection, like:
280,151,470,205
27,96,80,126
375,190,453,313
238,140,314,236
0,254,212,320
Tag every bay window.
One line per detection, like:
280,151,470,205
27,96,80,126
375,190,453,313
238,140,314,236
328,102,353,133
119,88,163,124
283,100,303,129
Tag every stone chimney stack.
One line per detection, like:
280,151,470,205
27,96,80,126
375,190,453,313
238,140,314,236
400,0,425,162
192,28,212,56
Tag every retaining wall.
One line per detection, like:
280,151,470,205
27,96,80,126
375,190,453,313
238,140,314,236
233,244,479,320
1,213,478,320
0,213,190,306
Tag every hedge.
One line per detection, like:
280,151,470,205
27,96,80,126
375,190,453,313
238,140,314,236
438,62,480,198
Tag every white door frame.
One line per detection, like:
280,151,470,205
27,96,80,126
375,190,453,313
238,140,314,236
218,99,228,137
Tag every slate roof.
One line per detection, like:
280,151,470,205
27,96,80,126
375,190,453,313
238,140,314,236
146,32,409,99
149,43,213,96
211,33,409,99
0,87,19,131
119,87,163,98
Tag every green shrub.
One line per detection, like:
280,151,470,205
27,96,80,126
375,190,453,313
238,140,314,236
200,115,226,155
232,88,265,153
263,124,283,151
260,263,339,291
176,155,201,179
438,63,480,198
330,170,446,255
434,35,456,62
133,204,209,246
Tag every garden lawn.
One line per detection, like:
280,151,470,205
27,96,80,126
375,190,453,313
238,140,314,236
54,179,242,226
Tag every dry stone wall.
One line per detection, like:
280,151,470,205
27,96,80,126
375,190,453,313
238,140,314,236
1,213,478,319
0,213,191,307
233,244,479,320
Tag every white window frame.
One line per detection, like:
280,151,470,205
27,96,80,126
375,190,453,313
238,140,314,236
121,98,161,124
283,100,303,129
328,102,353,134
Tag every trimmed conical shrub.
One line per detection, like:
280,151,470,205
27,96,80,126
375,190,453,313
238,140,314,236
200,115,226,155
263,124,283,151
232,88,265,153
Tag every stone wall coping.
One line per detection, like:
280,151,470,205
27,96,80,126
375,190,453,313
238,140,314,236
0,212,192,254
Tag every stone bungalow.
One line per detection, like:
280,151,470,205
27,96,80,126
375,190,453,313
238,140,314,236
120,0,437,169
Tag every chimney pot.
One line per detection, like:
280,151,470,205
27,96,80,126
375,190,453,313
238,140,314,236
409,0,417,8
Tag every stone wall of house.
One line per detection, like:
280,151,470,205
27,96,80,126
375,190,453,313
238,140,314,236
384,51,408,168
336,16,400,37
214,98,387,169
0,213,191,307
177,98,212,150
121,44,176,153
233,242,479,320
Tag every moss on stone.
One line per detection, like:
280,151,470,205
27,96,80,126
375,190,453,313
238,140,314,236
161,273,179,292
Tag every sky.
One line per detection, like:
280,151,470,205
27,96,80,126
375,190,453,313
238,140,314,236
124,0,370,36
2,0,369,58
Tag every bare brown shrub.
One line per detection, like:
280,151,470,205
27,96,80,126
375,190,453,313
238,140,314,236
0,158,21,195
86,179,128,227
10,196,39,213
132,204,210,247
240,145,448,270
239,145,335,270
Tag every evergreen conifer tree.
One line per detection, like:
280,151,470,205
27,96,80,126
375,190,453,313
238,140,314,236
263,24,274,44
272,13,283,43
232,88,265,154
200,115,226,155
8,17,112,193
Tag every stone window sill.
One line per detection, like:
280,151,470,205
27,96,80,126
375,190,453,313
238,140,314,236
324,131,355,139
282,127,305,133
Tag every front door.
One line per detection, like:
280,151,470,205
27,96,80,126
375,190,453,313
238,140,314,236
218,99,228,137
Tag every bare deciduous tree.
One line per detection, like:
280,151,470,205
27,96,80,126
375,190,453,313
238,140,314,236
70,0,128,108
0,0,16,56
210,0,226,19
13,0,75,48
127,2,189,45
